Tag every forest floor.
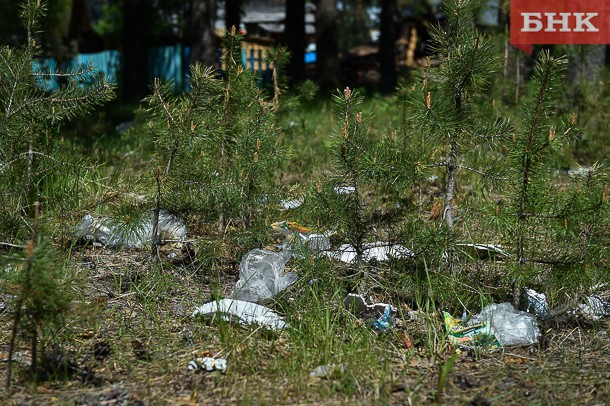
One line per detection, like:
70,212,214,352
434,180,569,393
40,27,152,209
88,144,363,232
1,91,610,405
1,240,609,405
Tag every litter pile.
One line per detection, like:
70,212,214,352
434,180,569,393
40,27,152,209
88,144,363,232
523,287,610,322
73,211,186,249
271,220,413,263
271,221,331,254
188,356,227,373
193,247,296,332
332,242,413,264
444,303,539,348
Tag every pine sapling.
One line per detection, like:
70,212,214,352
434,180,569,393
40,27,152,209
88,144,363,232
146,28,286,237
404,0,508,270
309,88,377,270
0,0,113,241
5,202,71,388
494,51,581,304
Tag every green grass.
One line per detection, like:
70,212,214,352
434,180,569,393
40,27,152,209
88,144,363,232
1,81,610,404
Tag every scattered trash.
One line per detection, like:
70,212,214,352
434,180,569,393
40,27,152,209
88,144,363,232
334,186,356,195
271,221,331,254
232,249,296,304
456,243,509,259
157,211,188,240
574,295,610,321
192,299,287,331
372,306,394,331
567,165,598,177
469,303,539,347
523,286,610,323
343,293,395,316
332,242,413,264
188,356,227,373
73,211,187,249
279,199,304,210
443,311,500,349
309,363,346,378
1,351,29,365
344,294,396,331
271,221,312,236
401,332,415,349
522,288,550,319
284,233,331,254
300,233,332,251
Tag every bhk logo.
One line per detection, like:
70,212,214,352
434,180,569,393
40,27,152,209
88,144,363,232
510,0,610,54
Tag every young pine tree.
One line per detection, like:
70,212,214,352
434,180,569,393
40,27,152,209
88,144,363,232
493,51,610,304
401,0,508,269
556,164,610,297
307,88,378,270
3,203,72,388
0,0,111,387
146,28,287,238
0,0,113,242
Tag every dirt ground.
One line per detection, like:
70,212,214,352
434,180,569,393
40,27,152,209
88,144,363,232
1,244,610,405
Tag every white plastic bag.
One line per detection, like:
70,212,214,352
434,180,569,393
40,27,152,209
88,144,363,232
192,299,286,330
470,302,539,346
231,249,296,304
331,242,413,264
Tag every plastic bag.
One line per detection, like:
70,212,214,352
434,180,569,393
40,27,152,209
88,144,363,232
231,249,297,304
469,303,539,346
522,288,550,319
332,242,413,264
343,293,395,316
73,211,186,249
575,295,610,321
192,299,287,330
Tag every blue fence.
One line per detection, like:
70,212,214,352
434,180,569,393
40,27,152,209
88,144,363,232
33,45,317,93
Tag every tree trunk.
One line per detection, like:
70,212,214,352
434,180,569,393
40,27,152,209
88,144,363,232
225,0,241,33
121,0,151,102
316,0,340,93
190,0,218,68
354,0,365,32
44,0,72,60
497,0,509,27
379,0,397,92
285,0,305,83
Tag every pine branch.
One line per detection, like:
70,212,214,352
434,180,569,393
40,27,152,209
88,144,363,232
152,79,180,176
29,62,97,78
0,242,26,249
0,150,95,173
8,80,112,119
456,164,508,181
0,50,20,118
